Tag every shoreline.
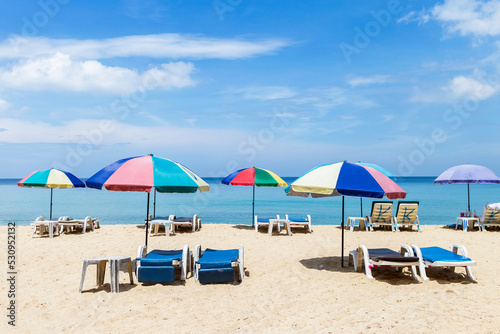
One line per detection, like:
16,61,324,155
1,224,499,333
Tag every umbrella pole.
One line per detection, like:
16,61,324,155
360,198,363,216
153,188,156,218
145,192,150,247
50,188,53,220
341,195,345,267
252,184,255,227
467,183,470,212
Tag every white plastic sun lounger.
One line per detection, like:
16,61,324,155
284,214,312,233
254,215,280,232
349,244,420,280
411,244,477,282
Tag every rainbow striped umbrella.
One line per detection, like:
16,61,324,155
221,167,287,226
86,154,209,245
17,168,86,219
286,161,406,266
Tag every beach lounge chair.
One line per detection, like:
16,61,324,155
59,216,95,233
170,214,201,232
411,244,476,281
285,214,312,233
480,202,500,230
365,201,396,231
254,215,280,232
193,245,244,284
391,201,422,232
349,244,420,280
135,244,190,283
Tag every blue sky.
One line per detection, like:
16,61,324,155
1,0,500,178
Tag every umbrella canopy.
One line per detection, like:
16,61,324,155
17,168,86,219
356,162,395,179
434,164,500,212
286,161,406,266
221,167,287,226
86,154,209,245
355,162,396,216
286,161,405,199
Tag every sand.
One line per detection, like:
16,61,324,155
1,224,499,334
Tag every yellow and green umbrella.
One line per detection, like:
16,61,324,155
221,167,287,226
17,168,86,219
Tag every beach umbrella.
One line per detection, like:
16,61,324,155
286,161,406,266
221,167,287,226
434,164,500,212
85,154,209,246
17,168,86,219
355,162,396,216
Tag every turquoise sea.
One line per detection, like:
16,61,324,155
1,177,498,226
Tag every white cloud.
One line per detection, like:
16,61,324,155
411,72,499,102
346,74,392,87
432,0,500,36
397,10,430,25
447,75,498,99
0,118,247,148
2,34,292,60
0,97,10,112
0,53,195,94
225,86,296,100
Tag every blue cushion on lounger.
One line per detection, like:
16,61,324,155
420,246,471,262
257,218,271,223
174,217,193,222
138,266,176,283
289,217,308,222
197,249,239,269
198,268,235,284
139,249,183,266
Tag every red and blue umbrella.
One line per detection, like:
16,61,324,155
86,154,209,245
355,162,396,216
222,167,287,226
434,164,500,212
17,168,86,219
286,161,406,266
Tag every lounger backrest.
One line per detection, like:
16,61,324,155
370,201,393,223
483,207,500,223
395,201,419,224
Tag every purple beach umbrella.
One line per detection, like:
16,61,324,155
434,164,500,212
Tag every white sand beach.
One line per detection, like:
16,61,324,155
1,224,499,333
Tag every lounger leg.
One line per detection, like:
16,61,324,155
465,266,476,281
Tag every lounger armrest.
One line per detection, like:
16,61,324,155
400,244,414,257
137,245,147,259
180,244,189,280
452,244,469,257
358,244,372,278
238,244,244,281
193,244,202,281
